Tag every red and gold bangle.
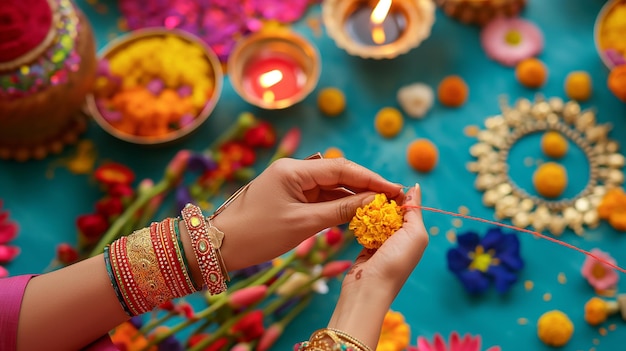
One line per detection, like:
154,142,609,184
126,227,174,308
181,203,227,295
167,217,197,294
110,236,150,315
150,221,182,297
159,218,196,296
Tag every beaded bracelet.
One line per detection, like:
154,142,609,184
181,203,228,295
297,328,373,351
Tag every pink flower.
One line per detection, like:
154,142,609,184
0,200,20,278
416,332,501,351
480,17,544,67
321,260,352,278
581,249,619,292
257,323,283,351
228,285,268,309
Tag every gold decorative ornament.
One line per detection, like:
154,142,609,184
467,96,625,236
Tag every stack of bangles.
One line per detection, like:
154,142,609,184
297,328,373,351
103,203,229,316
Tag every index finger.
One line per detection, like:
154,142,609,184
293,158,403,199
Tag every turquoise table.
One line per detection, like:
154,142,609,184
2,0,626,350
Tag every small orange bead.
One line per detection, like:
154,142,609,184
437,75,469,107
533,162,567,198
375,107,404,138
406,139,438,173
541,131,568,159
516,58,548,89
323,147,344,159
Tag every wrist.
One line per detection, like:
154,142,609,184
327,281,396,349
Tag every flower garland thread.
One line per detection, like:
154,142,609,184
398,203,626,274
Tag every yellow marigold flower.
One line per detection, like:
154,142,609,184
598,188,626,231
377,310,411,351
537,310,574,347
349,193,404,249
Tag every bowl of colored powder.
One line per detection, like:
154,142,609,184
594,0,626,69
86,28,223,145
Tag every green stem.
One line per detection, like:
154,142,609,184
89,179,171,256
143,297,228,349
140,311,175,334
278,294,312,328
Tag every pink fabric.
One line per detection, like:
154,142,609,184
0,274,118,351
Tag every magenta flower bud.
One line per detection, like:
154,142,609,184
137,178,154,195
324,227,344,247
0,245,20,263
165,150,191,183
257,324,283,351
321,260,353,278
295,236,316,258
277,127,301,158
228,285,268,309
230,343,252,351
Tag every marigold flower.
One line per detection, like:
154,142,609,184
537,310,574,347
110,321,156,351
349,193,404,249
598,188,626,231
377,310,410,351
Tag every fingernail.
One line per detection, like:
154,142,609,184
414,183,420,191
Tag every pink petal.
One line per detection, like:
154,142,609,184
486,346,502,351
417,336,434,351
0,245,20,263
449,332,461,350
0,221,18,244
0,265,7,278
433,334,448,351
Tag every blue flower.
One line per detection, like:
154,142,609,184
447,227,524,294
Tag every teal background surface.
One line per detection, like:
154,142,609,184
2,0,626,350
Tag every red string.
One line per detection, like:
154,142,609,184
401,204,626,274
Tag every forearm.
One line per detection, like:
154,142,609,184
17,219,205,351
327,284,396,349
17,255,127,350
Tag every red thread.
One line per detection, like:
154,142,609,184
401,204,626,274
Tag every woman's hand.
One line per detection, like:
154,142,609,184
212,157,403,271
327,183,429,349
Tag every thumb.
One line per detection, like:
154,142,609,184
304,192,377,227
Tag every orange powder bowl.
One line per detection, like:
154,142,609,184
85,28,223,146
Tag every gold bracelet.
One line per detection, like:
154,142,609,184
297,328,373,351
